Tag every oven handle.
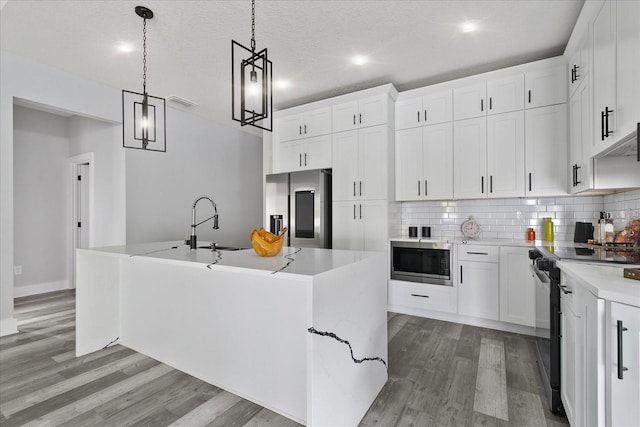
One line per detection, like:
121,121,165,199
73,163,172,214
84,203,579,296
529,264,550,284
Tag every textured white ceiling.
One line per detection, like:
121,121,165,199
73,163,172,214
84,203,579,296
1,0,584,135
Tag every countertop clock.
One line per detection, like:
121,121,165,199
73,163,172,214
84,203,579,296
461,216,481,238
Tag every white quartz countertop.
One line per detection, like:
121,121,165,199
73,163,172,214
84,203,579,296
80,241,380,277
557,261,640,307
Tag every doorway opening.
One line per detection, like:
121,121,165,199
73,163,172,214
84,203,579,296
68,153,94,288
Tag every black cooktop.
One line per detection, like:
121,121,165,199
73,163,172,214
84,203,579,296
549,244,640,264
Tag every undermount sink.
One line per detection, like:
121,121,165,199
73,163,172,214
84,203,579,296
197,245,244,251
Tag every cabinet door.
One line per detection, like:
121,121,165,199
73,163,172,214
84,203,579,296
332,130,359,201
423,123,454,200
423,89,453,125
525,104,568,197
487,111,525,198
277,141,303,173
395,128,423,201
304,135,332,170
525,65,567,109
487,74,524,115
358,125,388,200
616,0,640,139
458,261,499,320
454,117,487,199
454,82,486,120
608,302,640,427
592,0,616,151
560,296,578,427
276,113,304,142
332,201,362,251
332,100,359,133
582,291,605,427
395,97,422,130
361,200,388,251
359,95,388,128
569,78,593,193
304,107,332,138
569,31,591,97
499,246,535,327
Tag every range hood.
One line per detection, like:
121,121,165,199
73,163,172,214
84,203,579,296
595,124,639,161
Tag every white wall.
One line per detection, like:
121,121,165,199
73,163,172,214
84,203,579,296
13,106,71,296
126,107,262,248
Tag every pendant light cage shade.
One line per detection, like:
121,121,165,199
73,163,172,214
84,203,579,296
122,90,166,151
232,40,273,131
122,5,166,151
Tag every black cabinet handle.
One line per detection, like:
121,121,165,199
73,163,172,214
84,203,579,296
304,124,307,134
299,153,302,167
490,175,493,193
425,180,427,196
417,111,420,123
353,114,356,125
424,110,427,122
489,97,492,110
466,252,489,255
571,67,575,83
481,176,484,194
575,165,581,186
617,320,629,379
304,153,307,166
299,125,302,135
559,284,572,294
359,113,362,124
353,204,356,220
359,181,362,196
353,181,356,197
359,204,362,219
601,110,606,141
604,107,613,138
528,172,532,192
460,265,463,283
418,180,421,196
528,90,531,104
411,293,430,298
481,99,484,112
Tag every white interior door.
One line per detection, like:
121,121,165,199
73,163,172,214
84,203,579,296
78,163,90,249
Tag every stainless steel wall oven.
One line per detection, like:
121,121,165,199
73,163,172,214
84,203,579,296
390,241,452,286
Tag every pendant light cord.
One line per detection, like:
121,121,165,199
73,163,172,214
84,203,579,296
142,17,147,95
250,0,256,53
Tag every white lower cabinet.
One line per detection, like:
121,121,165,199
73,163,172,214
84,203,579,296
560,276,580,427
388,280,457,314
607,301,640,427
499,246,535,327
332,200,387,251
457,246,499,321
582,290,605,427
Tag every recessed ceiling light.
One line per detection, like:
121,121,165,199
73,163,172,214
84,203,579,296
116,42,134,53
351,55,368,66
459,20,480,34
274,79,290,89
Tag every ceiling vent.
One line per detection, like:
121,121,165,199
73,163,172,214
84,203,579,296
166,95,198,107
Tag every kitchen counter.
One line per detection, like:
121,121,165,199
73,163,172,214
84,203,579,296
76,243,388,426
557,261,640,307
390,236,564,247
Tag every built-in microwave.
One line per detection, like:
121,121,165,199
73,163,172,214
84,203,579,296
390,241,453,286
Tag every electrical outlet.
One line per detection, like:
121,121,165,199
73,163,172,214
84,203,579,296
14,265,22,275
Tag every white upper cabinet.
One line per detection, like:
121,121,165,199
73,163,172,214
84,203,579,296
275,106,332,143
454,82,486,120
277,135,332,173
454,117,487,199
333,94,389,132
569,76,594,193
395,123,453,201
614,0,640,141
525,65,567,109
395,89,453,130
487,74,525,115
486,111,525,198
593,0,616,150
569,29,591,97
525,104,568,197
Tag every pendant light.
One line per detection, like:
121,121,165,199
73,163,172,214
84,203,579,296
122,6,166,151
232,0,273,132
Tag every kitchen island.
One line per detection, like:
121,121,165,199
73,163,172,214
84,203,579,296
76,242,388,427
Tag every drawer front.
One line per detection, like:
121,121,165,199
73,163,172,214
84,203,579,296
457,245,499,262
389,280,457,314
560,272,579,313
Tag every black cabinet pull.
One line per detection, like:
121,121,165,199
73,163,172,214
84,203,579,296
359,181,362,196
604,107,613,138
424,110,427,122
353,114,356,125
490,175,493,193
299,125,302,135
528,173,532,192
353,204,356,220
425,180,427,196
489,97,492,110
601,110,606,141
418,180,421,196
417,111,420,122
359,113,362,124
353,181,356,197
572,164,576,187
460,265,463,283
481,99,484,112
559,284,572,294
299,153,302,167
359,204,362,219
571,67,575,83
617,320,629,380
304,152,307,166
304,124,307,134
481,176,484,194
411,293,430,298
528,90,531,104
466,252,489,255
575,165,581,186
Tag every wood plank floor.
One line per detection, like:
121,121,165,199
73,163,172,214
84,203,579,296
0,290,569,426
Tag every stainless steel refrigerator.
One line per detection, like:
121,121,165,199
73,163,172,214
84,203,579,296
265,169,331,248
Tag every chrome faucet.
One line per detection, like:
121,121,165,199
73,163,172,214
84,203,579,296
189,196,219,250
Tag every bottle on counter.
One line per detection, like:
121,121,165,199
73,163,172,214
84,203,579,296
544,218,554,242
598,211,607,244
527,227,536,241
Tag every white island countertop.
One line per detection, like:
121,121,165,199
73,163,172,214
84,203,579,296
557,261,640,307
84,241,377,277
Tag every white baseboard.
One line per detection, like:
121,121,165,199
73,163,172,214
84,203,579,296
14,280,72,298
0,317,19,337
